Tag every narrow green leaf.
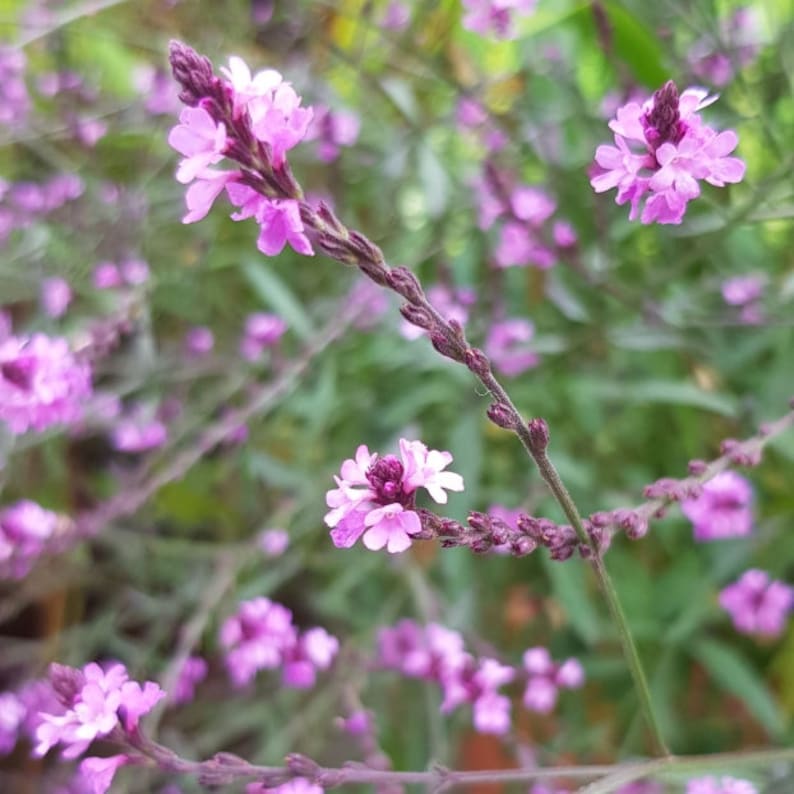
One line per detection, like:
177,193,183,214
692,638,787,737
244,261,314,340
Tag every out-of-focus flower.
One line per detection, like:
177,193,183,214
485,319,539,377
120,259,150,286
307,105,360,162
35,662,164,759
325,439,464,553
258,528,290,557
240,312,287,361
719,569,793,638
522,647,584,714
0,500,62,579
462,0,538,39
686,776,758,794
41,277,72,318
220,598,337,689
591,82,745,224
381,1,411,30
0,333,92,434
111,415,168,453
680,471,753,541
0,46,31,128
0,692,25,753
247,779,323,794
171,656,208,705
721,274,764,325
184,326,215,357
93,262,123,289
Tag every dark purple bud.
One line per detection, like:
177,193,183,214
399,303,433,331
1,357,35,391
645,80,682,146
316,233,361,266
486,402,517,430
349,231,385,267
168,40,217,107
417,508,443,534
286,754,322,780
588,511,612,528
517,513,541,539
469,537,492,554
720,438,739,455
49,663,85,708
489,519,511,547
467,511,488,532
367,455,406,503
386,267,424,303
511,536,537,557
687,459,708,475
549,543,575,562
314,201,347,236
528,418,549,454
464,347,491,378
430,332,465,362
447,318,466,342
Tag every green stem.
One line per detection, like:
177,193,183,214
530,442,669,756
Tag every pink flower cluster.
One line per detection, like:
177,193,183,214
171,655,209,705
240,312,287,361
462,0,538,39
719,570,793,639
168,57,314,256
475,169,575,269
484,318,539,377
689,7,761,87
680,471,753,541
92,259,150,289
721,274,764,325
306,104,360,162
591,81,745,224
0,500,63,579
0,691,26,754
521,647,584,713
378,620,584,734
687,776,758,794
35,662,164,758
324,439,464,553
220,597,338,689
0,333,92,434
0,174,83,244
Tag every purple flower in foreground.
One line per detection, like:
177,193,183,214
0,333,92,434
168,106,228,184
681,471,753,541
719,569,793,638
324,439,464,553
78,754,130,794
34,662,164,760
591,81,745,224
686,776,758,794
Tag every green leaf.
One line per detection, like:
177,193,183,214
542,554,603,645
692,638,787,737
244,262,314,340
602,2,668,86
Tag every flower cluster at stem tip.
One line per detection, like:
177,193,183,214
324,439,464,553
591,81,745,224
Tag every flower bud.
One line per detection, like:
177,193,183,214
527,418,549,454
386,267,424,303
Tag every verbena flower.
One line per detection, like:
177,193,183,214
0,333,92,434
0,500,61,579
171,656,208,706
680,471,753,541
41,277,72,319
461,0,538,39
34,662,164,760
220,598,338,688
591,81,745,224
324,439,464,553
306,105,360,163
686,776,758,794
522,647,585,713
258,528,290,557
719,569,793,638
485,319,539,377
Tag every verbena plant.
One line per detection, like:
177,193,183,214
1,2,793,793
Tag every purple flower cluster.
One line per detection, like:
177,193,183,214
719,570,793,639
722,274,764,325
591,82,745,224
240,312,287,361
0,46,31,128
485,318,539,377
92,259,150,289
476,167,575,269
461,0,538,39
687,777,758,794
378,620,583,734
0,500,64,579
680,471,753,542
306,105,360,163
324,439,464,553
0,333,92,434
171,655,209,705
168,56,315,256
0,173,83,244
220,597,338,689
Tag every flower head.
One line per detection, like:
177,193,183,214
681,471,753,541
324,439,464,553
591,81,745,224
719,569,793,638
0,334,92,434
